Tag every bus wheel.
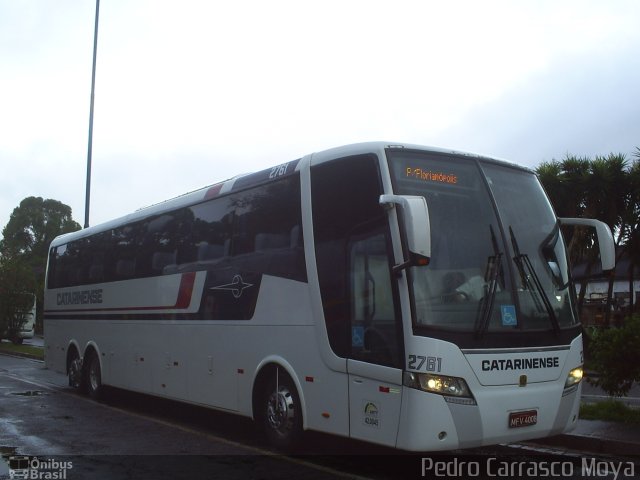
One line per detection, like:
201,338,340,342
262,371,302,451
84,351,103,400
68,353,83,390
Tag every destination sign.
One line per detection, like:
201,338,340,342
405,167,458,185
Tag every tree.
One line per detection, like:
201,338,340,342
586,315,640,396
1,197,81,258
0,256,36,342
623,150,640,313
537,151,640,319
538,149,640,393
563,157,599,310
537,156,597,310
0,197,81,331
587,154,630,324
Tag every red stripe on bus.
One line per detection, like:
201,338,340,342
45,272,197,314
204,183,223,200
174,271,196,309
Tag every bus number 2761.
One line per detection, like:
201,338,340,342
269,162,291,179
407,355,442,372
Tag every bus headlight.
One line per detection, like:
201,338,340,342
404,372,476,404
565,367,583,388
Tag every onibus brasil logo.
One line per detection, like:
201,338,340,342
8,457,72,479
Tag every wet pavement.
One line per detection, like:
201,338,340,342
0,350,638,479
530,376,640,456
526,418,640,457
0,354,349,479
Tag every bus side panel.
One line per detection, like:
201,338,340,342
43,320,68,374
44,277,351,439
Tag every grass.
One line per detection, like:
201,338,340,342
580,400,640,424
0,341,44,360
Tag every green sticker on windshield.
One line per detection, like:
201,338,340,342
501,305,517,326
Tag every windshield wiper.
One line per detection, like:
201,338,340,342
509,226,560,335
475,226,503,338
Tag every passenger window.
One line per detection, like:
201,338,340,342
227,176,306,282
190,196,234,264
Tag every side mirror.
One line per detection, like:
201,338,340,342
379,194,431,273
558,218,616,271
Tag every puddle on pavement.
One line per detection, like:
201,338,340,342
10,390,46,397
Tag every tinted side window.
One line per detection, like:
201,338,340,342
190,196,233,263
47,174,305,289
196,175,306,320
312,155,402,366
228,176,305,281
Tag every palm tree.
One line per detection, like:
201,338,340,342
560,156,592,270
625,151,640,313
537,160,563,207
593,154,630,325
538,150,640,320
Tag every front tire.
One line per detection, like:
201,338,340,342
262,370,303,451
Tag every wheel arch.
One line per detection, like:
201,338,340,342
81,341,103,377
251,356,307,430
82,341,101,360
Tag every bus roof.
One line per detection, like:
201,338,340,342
50,142,531,248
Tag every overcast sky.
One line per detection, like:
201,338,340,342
1,0,639,235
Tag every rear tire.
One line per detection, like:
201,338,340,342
68,351,83,390
261,370,303,451
84,351,103,400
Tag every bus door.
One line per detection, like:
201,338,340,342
310,153,404,446
347,230,404,447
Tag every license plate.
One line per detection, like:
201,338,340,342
508,410,537,428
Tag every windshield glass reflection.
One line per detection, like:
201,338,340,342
482,163,577,329
387,151,577,333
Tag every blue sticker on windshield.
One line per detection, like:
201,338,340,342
352,326,364,347
501,305,517,326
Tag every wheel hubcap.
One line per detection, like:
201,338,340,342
267,386,295,436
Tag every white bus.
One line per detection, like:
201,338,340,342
44,142,615,451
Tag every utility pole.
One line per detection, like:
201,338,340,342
84,0,100,229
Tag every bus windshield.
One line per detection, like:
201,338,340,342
387,149,578,334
